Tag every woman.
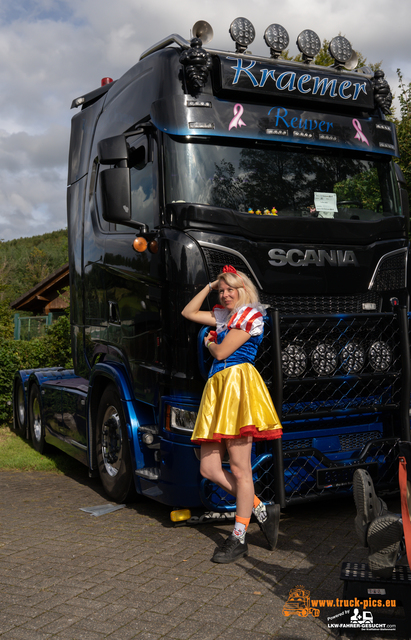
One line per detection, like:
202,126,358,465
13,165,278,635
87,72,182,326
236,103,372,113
181,265,282,564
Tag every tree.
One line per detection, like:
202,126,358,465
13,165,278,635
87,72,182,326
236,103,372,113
0,258,13,339
22,247,49,291
283,37,381,71
0,300,13,339
393,70,411,191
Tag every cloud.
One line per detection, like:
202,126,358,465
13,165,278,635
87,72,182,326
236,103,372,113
0,125,67,240
0,0,410,240
0,126,68,172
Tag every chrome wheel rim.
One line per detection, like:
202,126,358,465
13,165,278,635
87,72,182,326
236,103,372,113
17,385,25,426
101,406,122,477
32,396,42,442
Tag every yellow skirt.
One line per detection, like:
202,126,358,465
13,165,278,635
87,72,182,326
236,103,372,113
191,362,282,443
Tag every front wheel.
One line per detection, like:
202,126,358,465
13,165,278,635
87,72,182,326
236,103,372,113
96,384,137,503
29,384,47,453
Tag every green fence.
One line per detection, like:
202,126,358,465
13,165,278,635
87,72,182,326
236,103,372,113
13,313,55,341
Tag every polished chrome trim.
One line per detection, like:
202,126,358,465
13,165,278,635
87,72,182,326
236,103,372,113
199,241,262,289
368,247,408,290
140,34,190,60
69,440,88,451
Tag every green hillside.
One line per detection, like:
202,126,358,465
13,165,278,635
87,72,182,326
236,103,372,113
0,229,68,303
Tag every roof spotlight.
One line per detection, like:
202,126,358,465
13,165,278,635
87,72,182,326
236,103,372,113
296,29,321,63
329,36,353,67
229,17,255,53
264,23,289,58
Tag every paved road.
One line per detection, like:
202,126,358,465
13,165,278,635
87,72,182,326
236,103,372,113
0,469,407,640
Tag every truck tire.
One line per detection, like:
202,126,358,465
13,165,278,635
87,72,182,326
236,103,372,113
29,384,47,453
96,384,137,503
13,378,26,437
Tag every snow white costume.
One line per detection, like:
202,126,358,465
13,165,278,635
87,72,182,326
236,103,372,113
191,303,282,443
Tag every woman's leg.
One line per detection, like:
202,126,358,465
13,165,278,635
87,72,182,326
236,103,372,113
210,437,253,564
226,436,254,519
200,437,254,509
200,441,237,496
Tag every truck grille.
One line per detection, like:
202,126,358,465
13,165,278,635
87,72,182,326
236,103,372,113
370,251,407,292
254,312,402,420
282,430,381,452
259,292,381,315
202,246,383,314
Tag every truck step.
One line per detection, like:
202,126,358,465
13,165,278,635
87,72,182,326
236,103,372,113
134,467,160,480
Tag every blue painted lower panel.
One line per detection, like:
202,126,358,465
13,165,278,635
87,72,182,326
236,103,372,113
139,439,202,507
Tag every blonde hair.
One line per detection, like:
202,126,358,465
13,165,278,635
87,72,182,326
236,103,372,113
217,269,260,308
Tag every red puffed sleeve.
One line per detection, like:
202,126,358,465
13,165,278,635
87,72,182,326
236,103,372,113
227,306,264,336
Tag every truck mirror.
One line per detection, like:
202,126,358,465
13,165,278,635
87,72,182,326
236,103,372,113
98,167,131,223
98,135,128,165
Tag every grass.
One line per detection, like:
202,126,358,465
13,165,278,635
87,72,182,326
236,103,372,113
0,424,86,474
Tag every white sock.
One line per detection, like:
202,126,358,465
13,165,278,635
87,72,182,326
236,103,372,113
233,521,246,542
253,502,267,523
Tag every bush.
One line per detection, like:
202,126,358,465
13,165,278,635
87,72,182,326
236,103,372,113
0,314,73,422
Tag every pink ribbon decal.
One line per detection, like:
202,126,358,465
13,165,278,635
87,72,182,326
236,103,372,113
229,104,247,131
352,119,369,146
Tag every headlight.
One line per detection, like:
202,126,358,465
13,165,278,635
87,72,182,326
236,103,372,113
340,342,365,373
311,343,338,376
166,406,198,434
282,344,307,377
368,341,392,371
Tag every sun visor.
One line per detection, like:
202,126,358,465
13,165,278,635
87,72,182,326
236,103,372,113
150,95,399,157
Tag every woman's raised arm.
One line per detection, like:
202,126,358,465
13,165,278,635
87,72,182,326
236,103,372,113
181,281,219,326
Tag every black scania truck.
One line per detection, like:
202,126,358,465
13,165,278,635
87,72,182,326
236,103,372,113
13,19,411,512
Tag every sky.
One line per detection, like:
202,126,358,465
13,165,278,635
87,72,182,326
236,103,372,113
0,0,410,241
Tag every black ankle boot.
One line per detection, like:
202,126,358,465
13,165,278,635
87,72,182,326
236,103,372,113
257,503,280,550
212,534,248,564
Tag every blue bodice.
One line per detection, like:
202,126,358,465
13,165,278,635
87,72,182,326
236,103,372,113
208,328,264,378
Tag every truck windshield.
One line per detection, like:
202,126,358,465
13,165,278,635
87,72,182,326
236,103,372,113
164,136,401,220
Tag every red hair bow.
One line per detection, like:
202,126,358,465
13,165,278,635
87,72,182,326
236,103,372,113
223,265,237,274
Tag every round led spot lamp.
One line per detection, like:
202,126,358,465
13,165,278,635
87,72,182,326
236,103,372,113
282,344,307,377
229,17,255,53
368,341,392,371
329,36,353,66
340,342,365,373
296,29,321,62
311,343,338,376
264,23,289,58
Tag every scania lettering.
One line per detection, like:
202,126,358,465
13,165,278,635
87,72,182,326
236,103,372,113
13,19,410,513
268,248,359,267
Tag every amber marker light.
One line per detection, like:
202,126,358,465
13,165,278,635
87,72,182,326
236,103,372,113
170,509,192,522
133,237,148,252
149,240,158,253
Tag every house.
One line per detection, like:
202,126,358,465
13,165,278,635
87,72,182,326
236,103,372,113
11,263,69,316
